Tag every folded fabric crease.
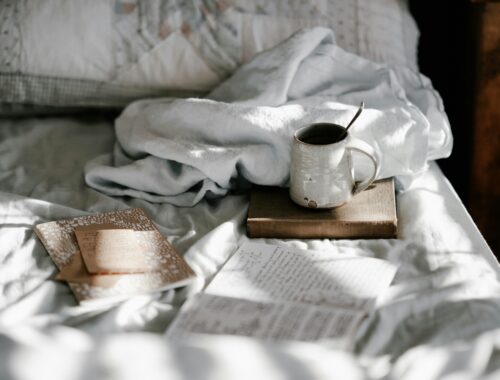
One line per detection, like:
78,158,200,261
85,28,453,206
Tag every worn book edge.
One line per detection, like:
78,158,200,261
247,178,397,239
34,208,196,305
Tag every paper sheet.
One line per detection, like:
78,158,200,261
166,293,365,348
75,228,149,274
167,243,398,346
205,243,398,310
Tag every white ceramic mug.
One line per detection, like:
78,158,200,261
290,123,379,209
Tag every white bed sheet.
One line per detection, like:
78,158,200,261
0,115,499,380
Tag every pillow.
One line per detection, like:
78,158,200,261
0,0,419,113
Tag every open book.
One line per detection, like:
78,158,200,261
166,242,398,349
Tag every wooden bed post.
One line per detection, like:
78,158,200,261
469,0,500,256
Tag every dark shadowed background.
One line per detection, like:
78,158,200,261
410,0,499,256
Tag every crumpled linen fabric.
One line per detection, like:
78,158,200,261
0,115,498,380
85,27,452,206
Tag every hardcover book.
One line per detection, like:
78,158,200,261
247,178,397,239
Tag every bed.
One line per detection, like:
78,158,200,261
1,1,500,379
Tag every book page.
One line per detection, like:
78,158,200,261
205,242,398,310
166,293,365,349
75,228,149,274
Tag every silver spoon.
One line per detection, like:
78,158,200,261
338,101,364,140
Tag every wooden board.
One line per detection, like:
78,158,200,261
247,178,397,239
469,2,500,256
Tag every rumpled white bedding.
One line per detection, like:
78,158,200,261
0,115,499,379
1,28,500,380
85,28,452,206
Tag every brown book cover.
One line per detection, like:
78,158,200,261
247,178,397,239
34,208,196,305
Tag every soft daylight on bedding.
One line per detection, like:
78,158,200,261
1,1,499,379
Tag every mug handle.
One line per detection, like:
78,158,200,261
346,136,380,194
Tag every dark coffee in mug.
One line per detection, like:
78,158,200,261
295,123,346,145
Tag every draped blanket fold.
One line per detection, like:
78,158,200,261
85,27,452,206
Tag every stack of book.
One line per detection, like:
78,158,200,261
35,208,196,305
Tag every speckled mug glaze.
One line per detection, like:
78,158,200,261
290,123,379,209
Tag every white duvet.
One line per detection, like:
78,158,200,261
1,30,500,380
0,116,499,379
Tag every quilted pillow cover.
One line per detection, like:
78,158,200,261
0,0,419,113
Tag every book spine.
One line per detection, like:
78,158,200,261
247,220,397,239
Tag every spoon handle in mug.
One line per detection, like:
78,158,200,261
338,101,364,141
